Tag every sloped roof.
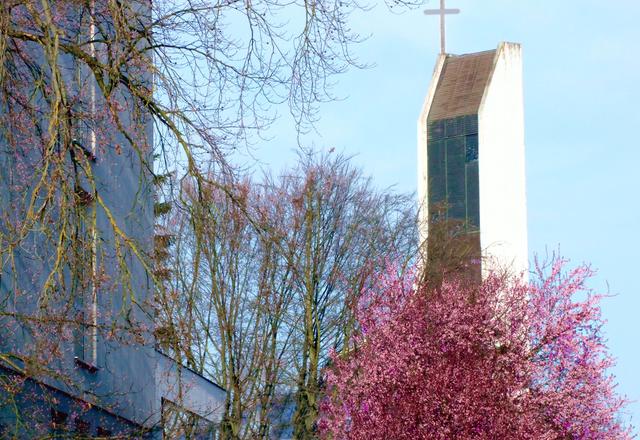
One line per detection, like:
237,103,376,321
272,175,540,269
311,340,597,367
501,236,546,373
428,50,496,121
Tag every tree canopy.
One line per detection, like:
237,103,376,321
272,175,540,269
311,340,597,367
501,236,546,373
320,258,633,439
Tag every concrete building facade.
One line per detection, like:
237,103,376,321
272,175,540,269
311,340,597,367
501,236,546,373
0,3,224,438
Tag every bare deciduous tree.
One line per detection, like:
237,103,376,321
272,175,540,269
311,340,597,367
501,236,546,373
0,0,427,436
157,153,417,439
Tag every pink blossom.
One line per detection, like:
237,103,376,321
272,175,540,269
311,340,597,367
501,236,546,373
319,258,633,439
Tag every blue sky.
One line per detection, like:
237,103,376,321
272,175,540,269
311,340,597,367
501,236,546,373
242,0,640,428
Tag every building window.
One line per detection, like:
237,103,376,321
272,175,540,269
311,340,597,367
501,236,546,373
70,154,99,371
97,426,113,437
74,417,90,435
51,408,68,435
465,134,478,162
427,115,480,230
72,203,98,369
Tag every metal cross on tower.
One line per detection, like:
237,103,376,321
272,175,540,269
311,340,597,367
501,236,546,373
424,0,460,54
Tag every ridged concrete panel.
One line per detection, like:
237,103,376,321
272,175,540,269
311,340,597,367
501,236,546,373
428,50,496,121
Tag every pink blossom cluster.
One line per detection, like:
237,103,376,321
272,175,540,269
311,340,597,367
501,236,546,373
319,259,633,439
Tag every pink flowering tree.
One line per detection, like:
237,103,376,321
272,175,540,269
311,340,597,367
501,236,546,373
319,258,633,439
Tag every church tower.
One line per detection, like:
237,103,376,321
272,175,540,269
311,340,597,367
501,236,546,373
417,42,528,276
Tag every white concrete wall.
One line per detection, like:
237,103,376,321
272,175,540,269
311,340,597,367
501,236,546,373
477,42,529,277
417,54,447,248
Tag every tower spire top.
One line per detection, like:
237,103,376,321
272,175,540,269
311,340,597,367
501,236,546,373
424,0,460,54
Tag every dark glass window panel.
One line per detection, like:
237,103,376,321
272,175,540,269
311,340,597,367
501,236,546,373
464,115,478,134
428,115,482,227
465,134,479,162
466,161,480,228
449,200,466,220
445,117,464,137
51,408,68,435
428,120,445,141
446,137,465,219
51,409,68,426
428,140,446,205
74,418,90,434
97,427,113,437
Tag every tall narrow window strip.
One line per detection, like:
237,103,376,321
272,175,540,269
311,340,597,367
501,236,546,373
427,115,480,229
